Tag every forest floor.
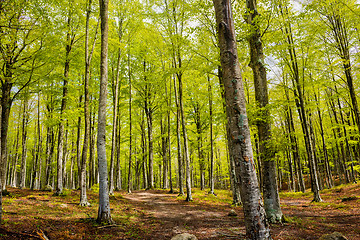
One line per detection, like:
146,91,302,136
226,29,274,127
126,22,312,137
0,183,359,240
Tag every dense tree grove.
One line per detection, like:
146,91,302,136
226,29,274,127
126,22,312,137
1,0,360,236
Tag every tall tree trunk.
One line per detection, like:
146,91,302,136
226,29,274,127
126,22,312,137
80,0,97,206
177,73,192,201
127,52,133,194
20,98,29,189
97,0,112,224
167,81,173,193
284,88,305,192
110,17,122,195
328,91,349,184
338,98,356,183
218,67,241,204
140,111,147,189
194,102,204,191
1,76,13,192
161,118,169,189
326,11,360,136
10,123,20,187
208,76,215,195
55,12,73,196
45,126,54,188
246,0,282,222
145,103,153,189
31,95,42,190
62,124,69,189
115,113,122,190
173,76,184,196
315,93,333,188
89,109,96,188
279,4,322,202
76,104,82,189
213,0,271,238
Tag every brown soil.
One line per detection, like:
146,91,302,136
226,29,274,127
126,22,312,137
0,184,359,240
123,190,246,239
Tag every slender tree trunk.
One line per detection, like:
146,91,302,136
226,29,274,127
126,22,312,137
45,126,54,188
161,118,169,189
280,4,322,202
89,109,96,188
110,18,122,195
127,53,133,194
315,94,333,188
194,103,204,191
10,124,20,187
141,112,147,189
177,73,192,201
31,96,42,190
326,12,360,136
75,103,82,188
246,0,282,222
62,125,69,189
55,12,73,196
20,98,29,189
338,99,356,183
173,76,184,196
97,0,112,224
328,90,349,183
145,105,153,189
213,0,271,238
115,113,122,190
284,89,305,192
167,81,173,193
208,76,215,195
80,0,96,206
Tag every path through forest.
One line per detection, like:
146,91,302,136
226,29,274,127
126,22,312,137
123,190,246,239
123,189,360,240
0,186,359,239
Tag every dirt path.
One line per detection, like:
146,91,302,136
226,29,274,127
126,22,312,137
122,189,360,240
123,190,245,239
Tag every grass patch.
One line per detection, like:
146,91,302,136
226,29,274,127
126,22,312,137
310,201,350,210
279,190,312,199
176,188,233,205
2,187,145,240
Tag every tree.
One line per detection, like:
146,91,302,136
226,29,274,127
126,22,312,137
245,0,283,222
212,0,271,238
279,1,322,202
54,1,79,196
97,0,113,224
80,0,98,207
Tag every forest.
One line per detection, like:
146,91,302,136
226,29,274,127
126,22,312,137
0,0,359,239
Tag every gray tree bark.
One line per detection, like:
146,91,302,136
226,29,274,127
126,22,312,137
177,73,192,201
213,0,271,238
19,98,29,189
110,17,122,195
173,76,184,196
97,0,113,224
80,0,97,207
127,53,133,194
246,0,282,223
55,12,73,196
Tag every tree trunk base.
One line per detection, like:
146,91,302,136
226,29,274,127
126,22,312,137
79,201,91,207
53,190,63,196
208,191,217,196
311,195,323,203
97,215,114,225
